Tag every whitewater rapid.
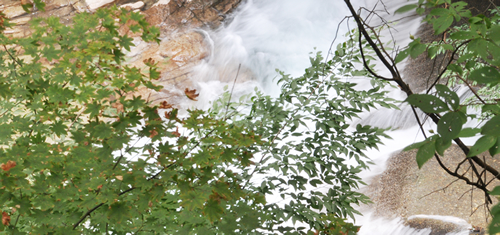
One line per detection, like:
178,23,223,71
188,0,478,234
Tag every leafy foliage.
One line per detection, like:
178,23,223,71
0,3,397,234
393,0,500,233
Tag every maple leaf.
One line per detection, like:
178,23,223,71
0,160,16,171
172,127,181,137
143,58,156,66
159,101,173,109
184,88,199,101
149,129,158,138
2,212,10,225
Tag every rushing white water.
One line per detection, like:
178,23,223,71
188,0,476,234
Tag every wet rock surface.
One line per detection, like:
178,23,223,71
404,216,476,235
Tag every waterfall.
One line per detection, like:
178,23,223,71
187,0,478,234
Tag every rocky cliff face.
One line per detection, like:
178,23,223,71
1,0,242,106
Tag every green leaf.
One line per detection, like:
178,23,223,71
467,135,497,157
435,84,460,110
481,115,500,136
395,48,410,64
447,64,463,76
489,137,500,156
33,0,46,11
482,104,500,115
406,94,449,113
427,46,439,58
181,190,206,211
489,203,500,234
458,128,481,138
203,199,224,222
435,137,451,156
449,31,478,40
0,83,12,99
434,16,454,34
85,102,101,119
410,42,427,59
403,140,426,151
490,186,500,196
107,202,130,224
437,112,462,142
395,4,418,14
489,25,500,42
51,120,67,137
416,139,436,168
469,66,500,85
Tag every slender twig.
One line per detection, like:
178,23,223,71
434,154,492,203
2,45,23,67
456,74,486,104
455,158,469,174
458,188,473,200
425,40,469,94
471,203,488,217
360,18,401,78
419,178,460,199
73,186,136,229
324,16,350,71
67,106,86,130
345,0,402,83
224,64,241,121
11,214,20,235
411,106,427,138
356,19,393,81
112,154,124,170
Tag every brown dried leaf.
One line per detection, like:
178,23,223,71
172,127,181,137
1,161,16,171
184,88,199,101
143,58,156,66
149,129,158,138
112,101,124,113
2,212,10,225
115,175,123,181
159,101,173,109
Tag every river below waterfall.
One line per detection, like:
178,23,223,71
189,0,482,234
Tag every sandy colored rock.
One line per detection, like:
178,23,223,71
120,1,145,10
404,216,471,235
85,0,115,11
364,144,500,229
144,0,242,37
125,31,208,105
3,5,27,19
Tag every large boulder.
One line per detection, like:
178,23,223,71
364,144,500,229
